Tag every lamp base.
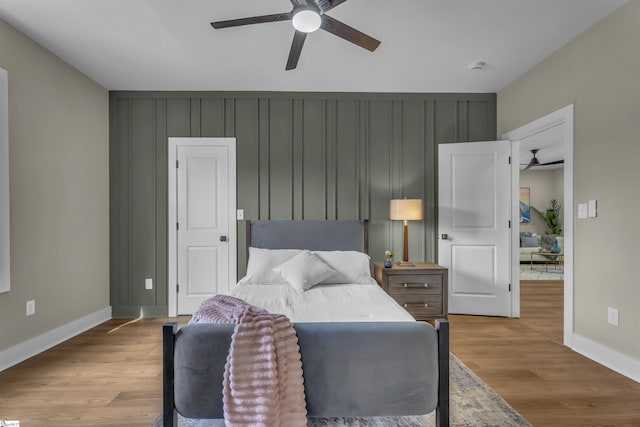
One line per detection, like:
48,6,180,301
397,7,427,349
396,261,415,267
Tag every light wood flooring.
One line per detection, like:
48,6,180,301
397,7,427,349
0,280,639,426
450,280,640,426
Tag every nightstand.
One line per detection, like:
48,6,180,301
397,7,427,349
374,262,448,320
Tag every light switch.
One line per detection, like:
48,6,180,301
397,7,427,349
145,278,153,290
608,307,619,326
578,203,587,219
236,209,244,220
26,300,35,316
588,200,597,218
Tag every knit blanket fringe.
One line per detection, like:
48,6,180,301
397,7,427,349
190,295,308,427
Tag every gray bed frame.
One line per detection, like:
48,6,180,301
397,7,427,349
163,220,449,426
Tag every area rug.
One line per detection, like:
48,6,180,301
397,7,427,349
152,354,531,427
519,263,563,280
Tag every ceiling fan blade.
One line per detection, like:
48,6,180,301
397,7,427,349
320,15,381,52
211,13,291,29
541,160,564,166
286,31,307,70
290,0,342,12
326,0,349,11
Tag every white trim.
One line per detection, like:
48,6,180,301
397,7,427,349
167,137,237,317
510,140,521,317
502,104,574,346
573,333,640,383
0,67,10,294
0,306,112,372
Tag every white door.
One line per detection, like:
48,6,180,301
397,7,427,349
168,138,237,316
438,141,512,316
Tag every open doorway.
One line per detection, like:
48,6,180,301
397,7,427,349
518,133,565,344
503,105,574,347
519,129,565,281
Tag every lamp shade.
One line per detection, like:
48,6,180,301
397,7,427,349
389,199,423,221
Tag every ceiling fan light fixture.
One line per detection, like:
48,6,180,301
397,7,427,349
292,8,321,33
210,0,381,71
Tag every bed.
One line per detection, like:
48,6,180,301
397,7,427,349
163,220,449,426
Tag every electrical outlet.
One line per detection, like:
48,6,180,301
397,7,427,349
607,307,619,326
26,300,35,316
145,278,153,290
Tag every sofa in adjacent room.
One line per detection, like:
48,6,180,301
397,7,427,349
519,233,564,263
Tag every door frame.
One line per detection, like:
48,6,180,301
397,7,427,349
0,68,10,294
502,104,574,346
167,137,237,318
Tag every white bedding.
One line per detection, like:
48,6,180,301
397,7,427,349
227,282,415,323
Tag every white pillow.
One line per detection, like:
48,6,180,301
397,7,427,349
273,250,337,291
313,250,376,285
238,247,302,285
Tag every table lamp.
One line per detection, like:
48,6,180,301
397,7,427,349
389,198,423,266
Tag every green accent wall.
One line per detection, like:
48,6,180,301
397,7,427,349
109,91,496,318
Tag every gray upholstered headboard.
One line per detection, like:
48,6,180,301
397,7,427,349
246,220,369,256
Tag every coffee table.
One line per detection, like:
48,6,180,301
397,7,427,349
530,251,564,273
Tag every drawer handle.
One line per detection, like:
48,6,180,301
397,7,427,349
403,303,429,308
403,283,429,288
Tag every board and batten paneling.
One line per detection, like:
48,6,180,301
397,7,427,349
109,92,496,317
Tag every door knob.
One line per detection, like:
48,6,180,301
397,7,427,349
441,234,449,240
219,236,228,242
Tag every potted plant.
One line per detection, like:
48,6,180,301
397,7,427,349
532,199,562,235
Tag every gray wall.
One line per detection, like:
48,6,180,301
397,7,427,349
110,91,496,318
498,2,639,362
0,19,110,352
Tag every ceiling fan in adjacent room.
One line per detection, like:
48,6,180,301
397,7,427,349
522,149,564,170
210,0,381,70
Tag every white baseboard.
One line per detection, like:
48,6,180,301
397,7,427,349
0,306,112,372
572,333,640,383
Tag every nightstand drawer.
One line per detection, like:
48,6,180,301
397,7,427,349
387,274,443,287
387,277,443,294
391,294,443,317
388,293,442,305
402,304,443,318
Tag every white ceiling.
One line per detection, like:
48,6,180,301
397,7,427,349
0,0,627,92
0,0,626,166
518,123,565,170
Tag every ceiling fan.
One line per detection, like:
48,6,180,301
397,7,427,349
210,0,381,70
522,149,564,170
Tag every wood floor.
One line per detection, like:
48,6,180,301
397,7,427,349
0,280,639,426
450,280,640,427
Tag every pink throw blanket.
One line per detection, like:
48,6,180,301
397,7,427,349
190,295,307,427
